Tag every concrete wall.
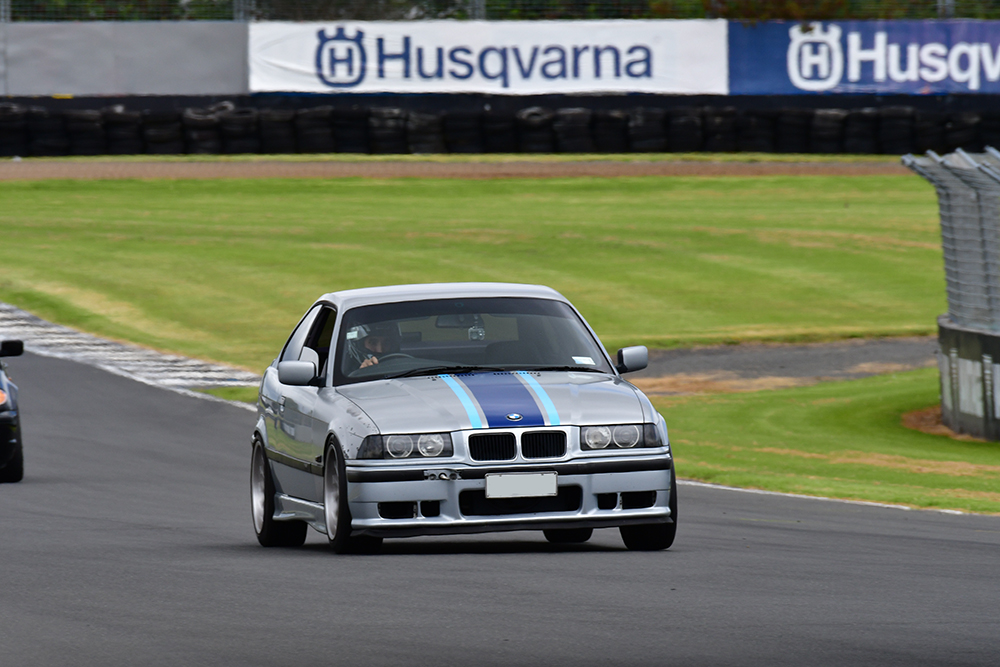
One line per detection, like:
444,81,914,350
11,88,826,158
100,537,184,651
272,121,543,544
0,22,247,96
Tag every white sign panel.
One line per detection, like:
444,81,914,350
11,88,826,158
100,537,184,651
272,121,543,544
249,20,728,95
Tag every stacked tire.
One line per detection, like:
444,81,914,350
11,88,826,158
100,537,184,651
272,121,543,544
979,111,1000,151
64,110,105,156
220,108,260,154
369,108,408,154
843,108,879,154
103,106,144,155
406,111,447,154
593,110,629,153
142,111,184,154
628,107,667,152
27,107,69,156
332,107,369,153
443,111,484,153
483,111,517,153
775,108,812,153
878,106,915,155
667,107,702,152
295,106,335,154
703,107,738,152
945,112,980,152
737,110,775,153
810,109,847,154
553,108,594,153
516,107,556,153
182,106,223,155
913,111,947,154
259,109,297,154
0,104,28,157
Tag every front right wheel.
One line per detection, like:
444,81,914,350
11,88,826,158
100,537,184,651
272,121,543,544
251,438,307,547
620,467,677,551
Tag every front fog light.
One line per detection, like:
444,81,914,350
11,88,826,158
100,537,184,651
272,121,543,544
385,434,414,458
613,424,641,448
417,433,450,457
582,426,612,449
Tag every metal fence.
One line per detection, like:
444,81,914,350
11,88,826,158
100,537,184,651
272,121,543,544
0,0,995,21
904,148,1000,332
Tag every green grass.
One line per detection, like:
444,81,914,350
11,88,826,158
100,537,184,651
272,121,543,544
656,368,1000,514
8,152,902,165
0,175,942,371
197,386,259,404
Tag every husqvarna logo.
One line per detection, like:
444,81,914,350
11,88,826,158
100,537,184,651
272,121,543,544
316,27,366,88
787,23,843,92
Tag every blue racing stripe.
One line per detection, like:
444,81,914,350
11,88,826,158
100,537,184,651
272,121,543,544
438,374,483,429
515,371,561,426
457,372,545,428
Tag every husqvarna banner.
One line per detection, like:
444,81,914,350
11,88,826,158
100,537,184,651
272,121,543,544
248,20,729,94
730,20,1000,94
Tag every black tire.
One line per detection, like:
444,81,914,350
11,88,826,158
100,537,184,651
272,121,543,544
325,439,382,554
543,527,593,544
251,438,307,547
619,467,677,551
0,436,24,483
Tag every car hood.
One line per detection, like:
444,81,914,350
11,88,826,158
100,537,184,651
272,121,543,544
336,371,643,434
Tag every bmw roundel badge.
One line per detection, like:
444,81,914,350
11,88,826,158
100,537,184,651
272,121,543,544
506,413,523,422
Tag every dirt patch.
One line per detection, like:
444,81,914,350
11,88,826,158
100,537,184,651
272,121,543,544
0,158,909,182
902,405,989,442
631,371,817,395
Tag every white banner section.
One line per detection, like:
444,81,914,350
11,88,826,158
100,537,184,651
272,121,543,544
249,20,728,95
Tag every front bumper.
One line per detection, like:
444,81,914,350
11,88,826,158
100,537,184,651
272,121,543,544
345,455,673,538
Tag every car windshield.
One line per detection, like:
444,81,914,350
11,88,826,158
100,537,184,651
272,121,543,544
333,297,614,385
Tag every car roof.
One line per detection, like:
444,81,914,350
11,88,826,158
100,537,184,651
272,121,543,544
317,282,568,311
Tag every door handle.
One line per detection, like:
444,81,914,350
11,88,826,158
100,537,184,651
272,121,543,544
278,396,286,413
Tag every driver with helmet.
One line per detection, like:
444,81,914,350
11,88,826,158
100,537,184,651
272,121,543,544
346,321,401,372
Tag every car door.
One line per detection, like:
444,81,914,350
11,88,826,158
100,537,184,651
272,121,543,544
266,306,337,502
262,305,321,498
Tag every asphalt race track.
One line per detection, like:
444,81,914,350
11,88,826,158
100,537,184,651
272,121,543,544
2,352,999,666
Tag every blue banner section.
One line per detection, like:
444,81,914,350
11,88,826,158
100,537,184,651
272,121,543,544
730,20,1000,95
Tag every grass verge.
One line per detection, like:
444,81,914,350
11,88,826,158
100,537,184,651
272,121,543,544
0,175,941,370
655,367,1000,514
5,152,903,165
197,386,258,404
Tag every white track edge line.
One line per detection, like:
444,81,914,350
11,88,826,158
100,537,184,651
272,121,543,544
25,345,257,413
677,479,967,515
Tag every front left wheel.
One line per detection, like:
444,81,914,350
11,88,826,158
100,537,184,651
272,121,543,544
251,439,307,547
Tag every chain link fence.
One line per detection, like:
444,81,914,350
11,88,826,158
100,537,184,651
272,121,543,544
0,0,995,21
904,148,1000,332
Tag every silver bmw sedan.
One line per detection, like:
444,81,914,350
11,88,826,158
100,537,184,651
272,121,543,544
252,282,675,553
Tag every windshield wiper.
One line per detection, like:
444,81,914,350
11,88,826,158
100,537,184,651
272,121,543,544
386,365,507,379
526,365,609,373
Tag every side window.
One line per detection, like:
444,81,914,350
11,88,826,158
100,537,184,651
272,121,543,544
304,307,337,377
279,305,322,363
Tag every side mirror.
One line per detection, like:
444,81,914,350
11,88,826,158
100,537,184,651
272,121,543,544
616,346,648,374
0,340,24,358
278,360,317,386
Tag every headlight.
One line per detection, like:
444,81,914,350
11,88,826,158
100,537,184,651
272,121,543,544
581,423,665,450
357,433,454,460
385,435,414,459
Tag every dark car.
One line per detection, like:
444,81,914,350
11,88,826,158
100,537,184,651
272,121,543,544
0,340,24,483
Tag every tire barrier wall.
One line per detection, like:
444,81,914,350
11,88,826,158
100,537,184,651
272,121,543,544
905,149,1000,439
5,102,1000,157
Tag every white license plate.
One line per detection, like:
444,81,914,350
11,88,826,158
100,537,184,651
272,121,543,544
485,472,558,499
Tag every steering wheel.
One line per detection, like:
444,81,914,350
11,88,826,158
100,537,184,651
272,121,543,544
376,353,414,362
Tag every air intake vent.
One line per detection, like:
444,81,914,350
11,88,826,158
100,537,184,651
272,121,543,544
521,431,566,458
469,433,516,461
